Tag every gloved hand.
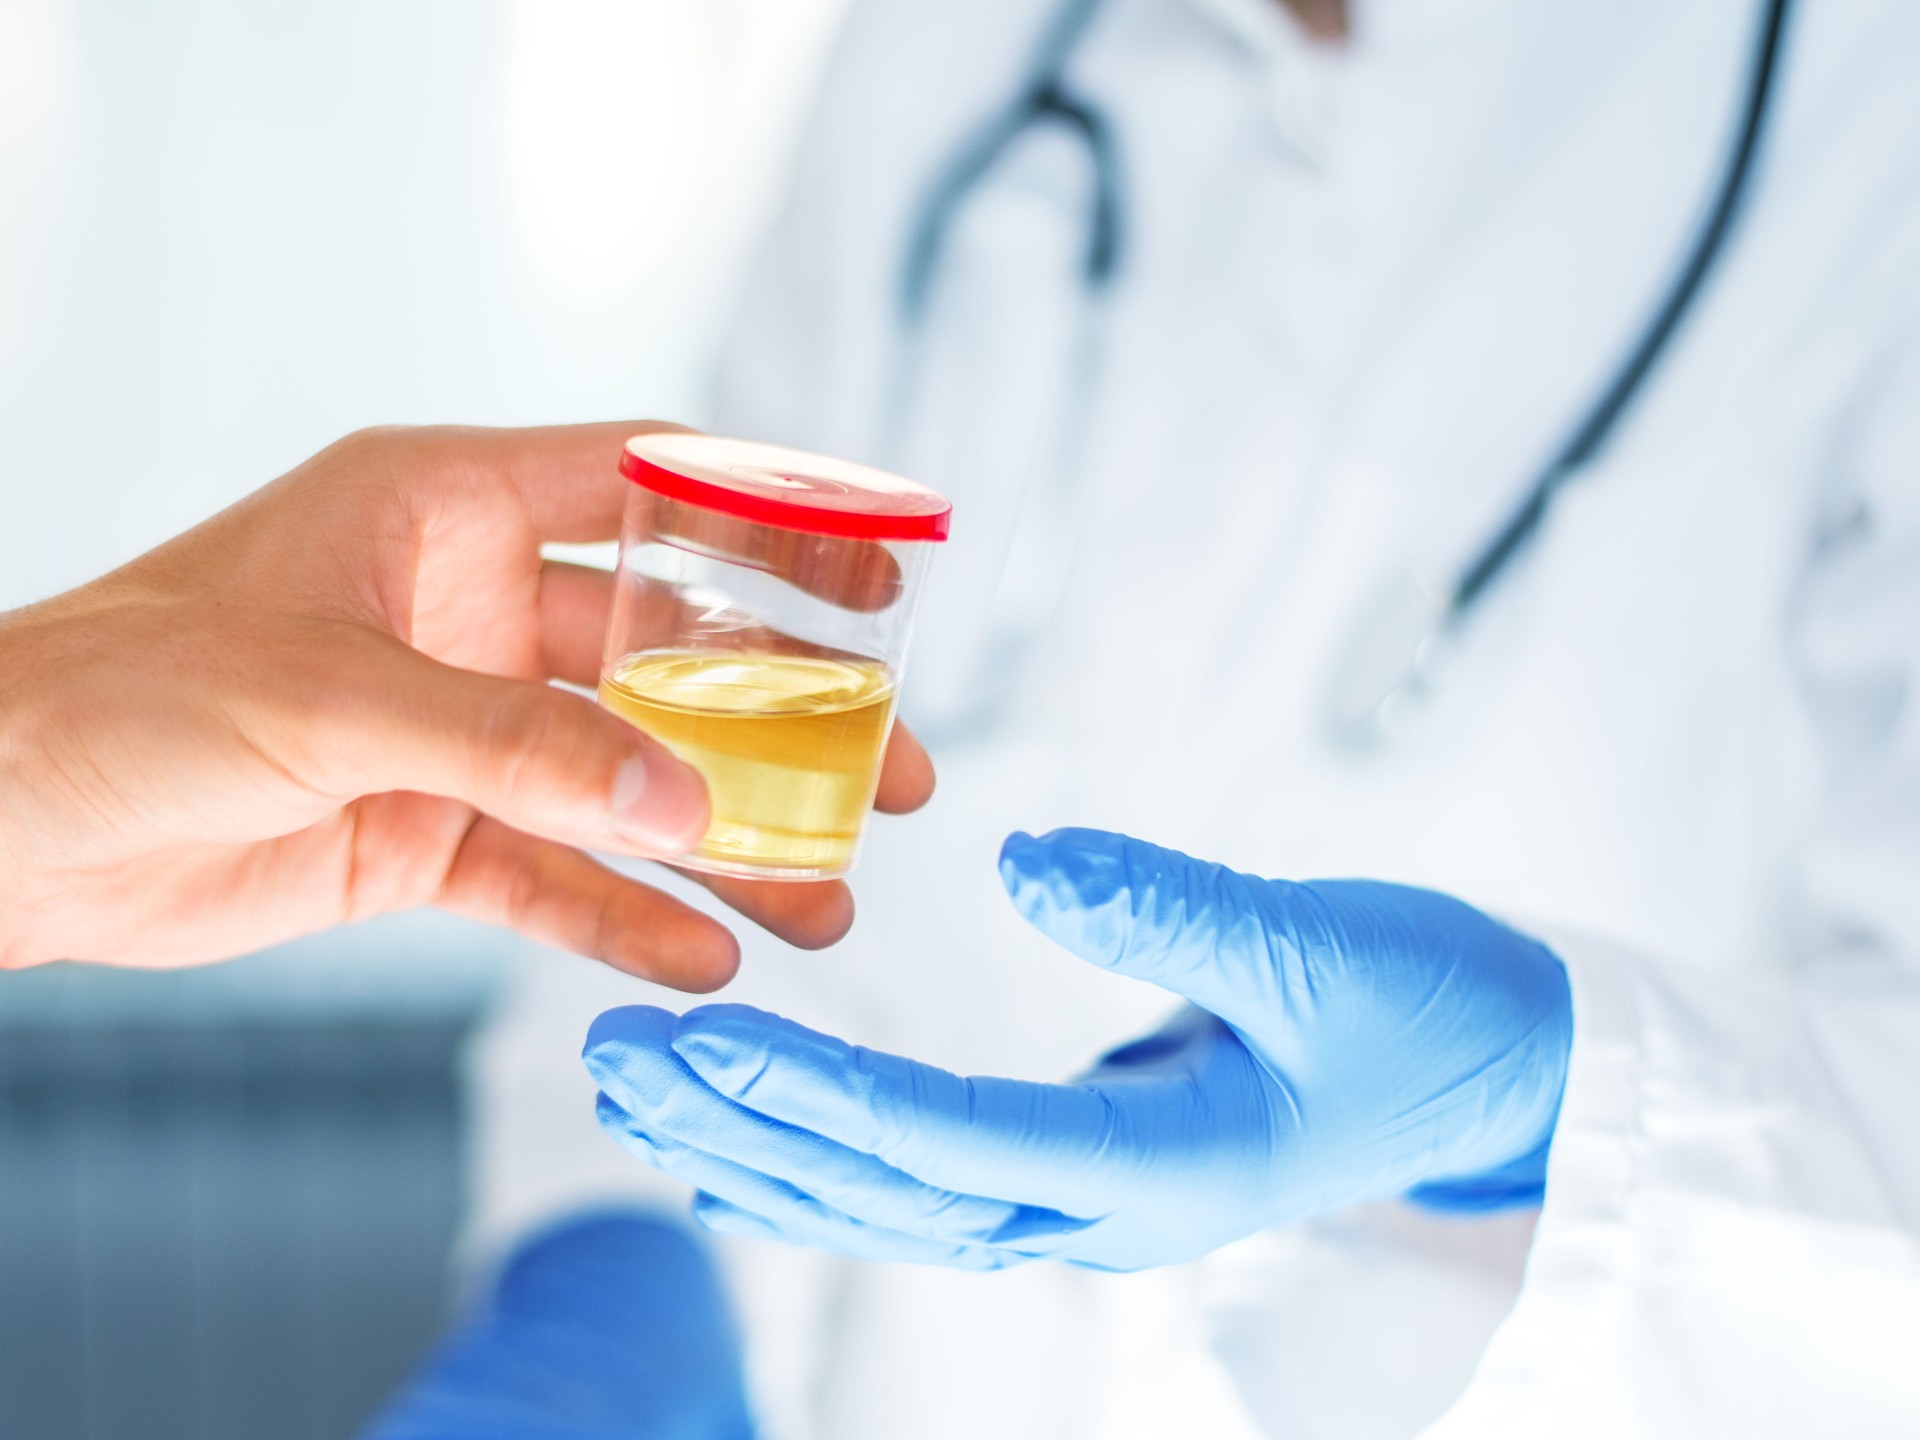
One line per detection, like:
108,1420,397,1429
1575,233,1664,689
584,828,1574,1272
360,1210,754,1440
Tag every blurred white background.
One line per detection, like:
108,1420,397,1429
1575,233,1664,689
0,12,854,1433
0,0,850,611
0,0,850,1010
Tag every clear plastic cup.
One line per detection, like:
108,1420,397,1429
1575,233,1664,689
599,432,952,881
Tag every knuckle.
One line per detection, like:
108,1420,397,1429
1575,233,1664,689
487,833,560,948
479,690,580,812
317,425,407,476
587,890,622,969
498,841,550,934
313,426,453,509
868,1067,938,1171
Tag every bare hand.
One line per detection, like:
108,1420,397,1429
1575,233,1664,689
0,423,935,987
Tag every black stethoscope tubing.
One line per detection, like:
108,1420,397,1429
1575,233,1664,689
1450,0,1793,617
900,0,1121,326
895,0,1794,641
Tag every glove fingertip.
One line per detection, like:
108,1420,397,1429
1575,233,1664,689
668,1005,786,1098
670,1005,849,1103
996,827,1039,869
999,828,1137,967
680,1001,777,1027
583,1007,695,1115
997,825,1114,880
669,1029,755,1096
583,1004,677,1062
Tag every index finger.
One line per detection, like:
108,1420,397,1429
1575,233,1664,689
459,419,695,543
465,422,911,614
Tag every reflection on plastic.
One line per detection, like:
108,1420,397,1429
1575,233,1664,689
640,493,906,614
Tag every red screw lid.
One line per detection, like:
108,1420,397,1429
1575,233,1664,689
620,433,952,543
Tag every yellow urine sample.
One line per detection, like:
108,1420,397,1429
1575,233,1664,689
599,650,896,879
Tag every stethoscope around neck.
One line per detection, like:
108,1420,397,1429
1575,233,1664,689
889,0,1793,751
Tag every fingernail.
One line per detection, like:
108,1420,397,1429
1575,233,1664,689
611,751,709,854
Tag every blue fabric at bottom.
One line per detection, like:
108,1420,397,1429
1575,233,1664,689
360,1209,754,1440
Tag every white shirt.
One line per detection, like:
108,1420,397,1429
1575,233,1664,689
469,1,1920,1434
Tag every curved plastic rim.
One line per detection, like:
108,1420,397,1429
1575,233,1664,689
620,437,951,543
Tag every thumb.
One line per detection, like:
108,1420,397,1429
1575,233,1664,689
314,632,710,855
998,828,1304,1030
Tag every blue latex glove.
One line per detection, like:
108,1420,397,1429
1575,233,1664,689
584,829,1573,1273
360,1211,754,1440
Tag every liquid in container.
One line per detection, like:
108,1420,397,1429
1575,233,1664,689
599,432,951,881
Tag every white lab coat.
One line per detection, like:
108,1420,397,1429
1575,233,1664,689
467,0,1920,1434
